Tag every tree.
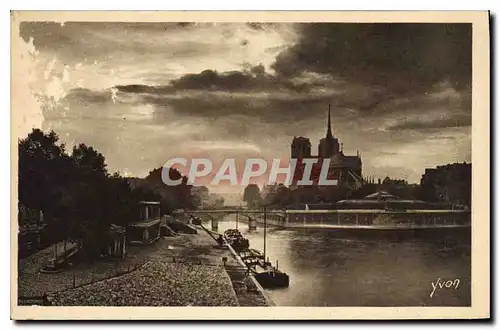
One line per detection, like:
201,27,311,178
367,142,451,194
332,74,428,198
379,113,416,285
273,184,291,207
212,194,225,208
261,184,291,208
191,186,210,209
71,144,108,176
261,184,277,205
18,129,70,242
65,144,112,258
243,184,262,209
17,128,208,260
18,130,176,259
18,129,66,218
143,167,195,212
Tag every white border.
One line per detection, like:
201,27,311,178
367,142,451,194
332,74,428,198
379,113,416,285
4,1,496,328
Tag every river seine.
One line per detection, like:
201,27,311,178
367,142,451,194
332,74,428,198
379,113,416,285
211,214,470,306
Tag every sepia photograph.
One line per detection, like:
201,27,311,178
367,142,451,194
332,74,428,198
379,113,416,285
10,11,490,320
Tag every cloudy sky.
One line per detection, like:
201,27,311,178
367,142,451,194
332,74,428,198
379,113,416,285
17,22,471,196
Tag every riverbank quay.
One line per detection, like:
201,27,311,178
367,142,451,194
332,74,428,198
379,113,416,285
18,228,271,306
197,225,273,306
224,240,275,307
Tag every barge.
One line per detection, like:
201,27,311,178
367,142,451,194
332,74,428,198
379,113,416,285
222,228,290,289
223,229,250,252
239,248,289,288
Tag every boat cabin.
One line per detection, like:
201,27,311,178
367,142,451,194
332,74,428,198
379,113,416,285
127,201,161,245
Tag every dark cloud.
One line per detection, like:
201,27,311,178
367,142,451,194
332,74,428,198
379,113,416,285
119,64,336,95
63,88,113,103
250,63,265,75
111,69,471,128
142,89,337,122
170,68,270,91
102,22,472,126
272,23,472,95
115,80,375,123
386,115,472,131
169,68,305,93
114,84,174,94
167,65,331,93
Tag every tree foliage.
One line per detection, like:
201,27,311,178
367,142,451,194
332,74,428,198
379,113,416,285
243,184,262,209
17,129,201,260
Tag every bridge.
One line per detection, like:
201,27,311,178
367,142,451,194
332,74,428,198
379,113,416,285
172,209,287,231
171,207,471,232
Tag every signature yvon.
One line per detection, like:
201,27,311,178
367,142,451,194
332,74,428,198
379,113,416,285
430,278,460,298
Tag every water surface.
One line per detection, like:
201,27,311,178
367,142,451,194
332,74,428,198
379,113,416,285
210,215,471,306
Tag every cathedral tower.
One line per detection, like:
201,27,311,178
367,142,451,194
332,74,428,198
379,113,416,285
318,105,340,158
291,136,312,159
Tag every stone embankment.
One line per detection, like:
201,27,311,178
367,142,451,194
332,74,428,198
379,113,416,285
18,227,271,306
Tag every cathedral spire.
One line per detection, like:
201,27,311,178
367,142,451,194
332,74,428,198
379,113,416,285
326,104,333,139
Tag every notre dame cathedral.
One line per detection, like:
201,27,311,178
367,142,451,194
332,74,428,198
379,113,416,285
290,106,364,188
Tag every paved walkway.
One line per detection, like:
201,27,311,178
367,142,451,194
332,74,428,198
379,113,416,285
18,229,270,306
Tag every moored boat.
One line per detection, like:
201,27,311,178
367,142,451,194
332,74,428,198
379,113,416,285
223,229,250,251
239,248,271,268
224,211,291,289
254,269,290,289
238,248,289,288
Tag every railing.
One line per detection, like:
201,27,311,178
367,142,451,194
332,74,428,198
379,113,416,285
19,259,150,306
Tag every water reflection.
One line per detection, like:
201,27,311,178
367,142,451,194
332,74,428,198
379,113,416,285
208,214,470,306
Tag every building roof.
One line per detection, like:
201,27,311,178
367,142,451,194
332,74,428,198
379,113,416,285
138,201,161,205
129,218,161,228
110,224,126,234
364,190,399,200
292,136,311,143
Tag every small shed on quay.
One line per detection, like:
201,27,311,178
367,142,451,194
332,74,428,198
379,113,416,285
127,201,162,245
102,224,126,258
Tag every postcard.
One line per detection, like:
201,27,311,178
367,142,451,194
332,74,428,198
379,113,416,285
11,11,490,320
